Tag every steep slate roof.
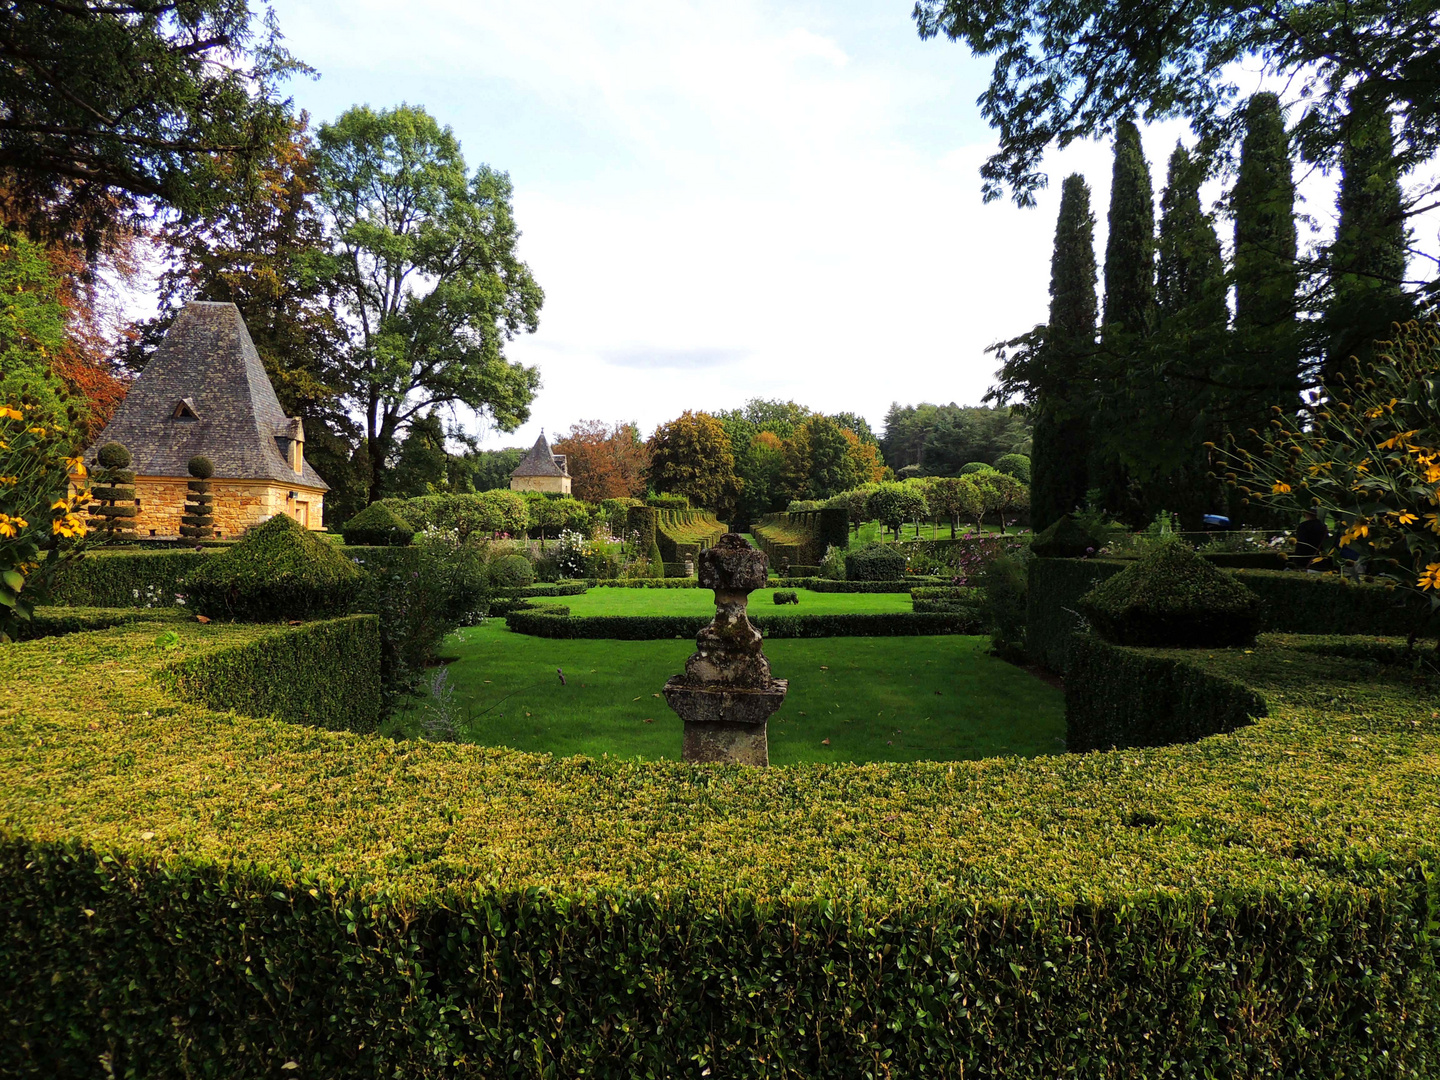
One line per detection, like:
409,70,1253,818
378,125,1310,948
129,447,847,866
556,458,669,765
511,431,568,478
88,302,328,490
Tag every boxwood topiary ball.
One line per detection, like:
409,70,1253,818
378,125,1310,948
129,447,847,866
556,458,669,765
493,553,535,588
1076,539,1263,647
187,455,214,480
96,442,131,469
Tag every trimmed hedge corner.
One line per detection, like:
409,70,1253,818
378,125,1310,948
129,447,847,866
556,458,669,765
155,615,381,733
1065,634,1267,751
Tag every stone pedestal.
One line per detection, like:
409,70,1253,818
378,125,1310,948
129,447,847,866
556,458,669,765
662,533,787,766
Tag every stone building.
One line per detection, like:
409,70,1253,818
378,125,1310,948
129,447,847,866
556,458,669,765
86,301,328,537
509,431,572,494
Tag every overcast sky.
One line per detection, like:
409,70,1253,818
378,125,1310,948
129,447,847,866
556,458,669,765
262,0,1431,449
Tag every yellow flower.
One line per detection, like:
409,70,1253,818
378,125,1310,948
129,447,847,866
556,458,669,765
0,406,22,421
0,513,28,538
1396,511,1419,526
1419,562,1440,592
1340,521,1370,546
51,513,86,539
1272,482,1291,494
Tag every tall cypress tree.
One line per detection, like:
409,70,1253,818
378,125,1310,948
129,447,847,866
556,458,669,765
1144,144,1230,525
1091,118,1156,520
1157,146,1226,323
1030,173,1098,531
1231,92,1299,424
1325,92,1411,381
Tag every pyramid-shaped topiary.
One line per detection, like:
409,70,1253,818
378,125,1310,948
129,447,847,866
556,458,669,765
1077,539,1262,647
184,512,361,621
1030,513,1108,558
341,501,415,547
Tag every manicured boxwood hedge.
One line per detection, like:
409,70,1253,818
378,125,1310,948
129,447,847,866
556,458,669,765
504,609,982,639
12,604,191,641
1025,558,1129,673
2,624,1439,1076
1027,559,1437,674
155,615,382,733
1065,634,1268,751
775,577,947,593
1200,550,1289,570
48,549,204,607
495,582,589,599
588,577,700,589
1239,569,1436,637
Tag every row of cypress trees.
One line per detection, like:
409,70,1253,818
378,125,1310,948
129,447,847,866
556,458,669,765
1025,91,1410,530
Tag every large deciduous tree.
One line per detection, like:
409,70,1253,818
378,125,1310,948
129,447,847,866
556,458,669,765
315,104,544,502
913,0,1440,211
553,420,649,502
646,411,740,513
0,0,299,252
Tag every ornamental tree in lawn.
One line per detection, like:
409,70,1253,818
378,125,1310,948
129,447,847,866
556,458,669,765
865,482,929,540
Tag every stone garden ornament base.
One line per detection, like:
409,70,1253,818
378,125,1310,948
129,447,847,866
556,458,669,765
662,533,788,766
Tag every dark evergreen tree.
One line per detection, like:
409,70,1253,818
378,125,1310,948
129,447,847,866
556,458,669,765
1030,173,1098,531
1157,147,1226,324
1091,119,1156,520
1325,92,1412,381
1134,144,1231,526
180,456,214,547
390,412,449,498
1231,92,1299,420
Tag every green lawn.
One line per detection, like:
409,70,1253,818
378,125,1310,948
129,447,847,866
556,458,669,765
391,620,1066,764
559,586,913,616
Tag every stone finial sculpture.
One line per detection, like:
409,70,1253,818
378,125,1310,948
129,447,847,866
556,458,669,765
663,533,788,766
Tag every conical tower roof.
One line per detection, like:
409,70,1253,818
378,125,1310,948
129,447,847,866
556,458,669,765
87,301,328,489
511,431,567,477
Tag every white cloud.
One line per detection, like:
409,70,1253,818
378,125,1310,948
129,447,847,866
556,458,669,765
258,2,1436,449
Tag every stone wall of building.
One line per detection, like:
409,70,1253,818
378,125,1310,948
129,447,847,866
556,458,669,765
510,474,571,495
127,476,326,538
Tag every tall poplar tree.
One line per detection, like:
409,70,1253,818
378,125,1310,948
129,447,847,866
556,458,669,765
1091,119,1155,519
1030,173,1098,530
1325,93,1411,381
1230,92,1299,422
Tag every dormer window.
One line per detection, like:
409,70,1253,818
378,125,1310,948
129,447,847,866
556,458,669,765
171,398,200,420
274,416,305,473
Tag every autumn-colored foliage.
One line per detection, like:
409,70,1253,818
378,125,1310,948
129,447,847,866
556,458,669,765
553,420,649,502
